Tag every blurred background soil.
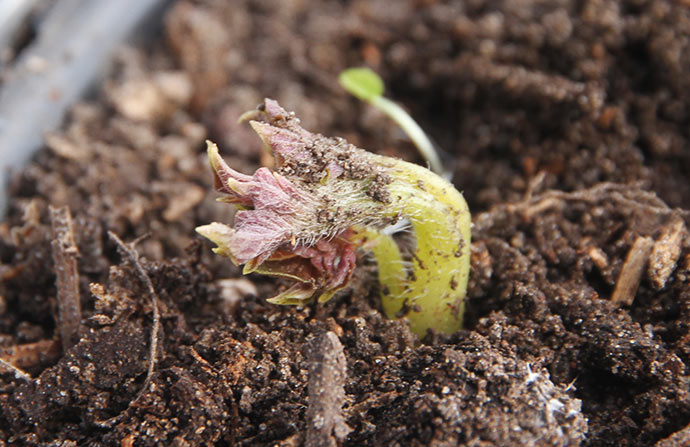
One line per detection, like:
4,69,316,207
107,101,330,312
1,1,690,446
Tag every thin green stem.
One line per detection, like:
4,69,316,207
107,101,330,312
370,96,444,175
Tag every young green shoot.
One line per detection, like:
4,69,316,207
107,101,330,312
338,67,444,176
196,99,471,337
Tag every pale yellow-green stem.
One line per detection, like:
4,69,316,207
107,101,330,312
338,67,470,335
361,159,471,336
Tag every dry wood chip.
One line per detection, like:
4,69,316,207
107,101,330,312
588,246,609,271
648,217,687,290
611,236,654,306
0,338,61,370
152,181,205,222
107,78,169,122
45,132,90,161
306,331,351,447
163,183,204,222
50,206,81,350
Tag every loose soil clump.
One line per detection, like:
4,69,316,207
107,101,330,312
2,1,690,446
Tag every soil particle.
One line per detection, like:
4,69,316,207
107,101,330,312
346,332,587,446
4,317,148,441
470,183,690,446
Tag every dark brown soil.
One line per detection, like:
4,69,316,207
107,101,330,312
2,1,690,446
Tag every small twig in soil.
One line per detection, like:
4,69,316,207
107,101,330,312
611,236,654,306
50,206,81,351
107,231,162,408
306,331,351,447
0,358,32,381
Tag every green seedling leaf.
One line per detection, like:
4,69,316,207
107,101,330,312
338,67,384,102
339,67,444,175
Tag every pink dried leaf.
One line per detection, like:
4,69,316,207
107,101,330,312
197,99,391,304
249,120,313,164
208,142,253,205
263,98,289,120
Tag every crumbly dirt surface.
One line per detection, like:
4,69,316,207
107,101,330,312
2,1,690,446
